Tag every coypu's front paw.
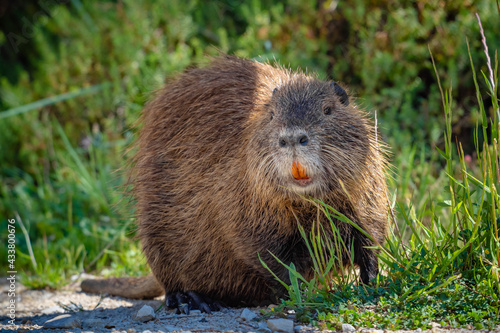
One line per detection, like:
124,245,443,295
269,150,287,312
165,291,223,314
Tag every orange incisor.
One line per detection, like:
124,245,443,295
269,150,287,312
292,161,309,179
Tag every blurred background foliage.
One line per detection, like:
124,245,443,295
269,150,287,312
0,0,499,286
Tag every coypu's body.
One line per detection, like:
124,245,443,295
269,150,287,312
82,55,388,308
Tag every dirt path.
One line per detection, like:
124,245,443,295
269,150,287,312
1,276,499,333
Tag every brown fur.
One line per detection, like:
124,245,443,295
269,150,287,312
83,55,388,305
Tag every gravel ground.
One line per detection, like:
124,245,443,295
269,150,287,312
1,276,499,333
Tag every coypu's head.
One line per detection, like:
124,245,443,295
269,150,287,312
250,76,371,199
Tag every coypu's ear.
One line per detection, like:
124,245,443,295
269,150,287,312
330,81,349,106
272,87,278,95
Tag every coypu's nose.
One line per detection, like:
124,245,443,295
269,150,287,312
279,134,309,147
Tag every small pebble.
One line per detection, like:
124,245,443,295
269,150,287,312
258,321,271,332
342,323,356,332
240,308,258,321
267,318,294,333
136,304,155,322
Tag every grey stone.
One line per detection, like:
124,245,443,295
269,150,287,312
136,304,155,322
82,318,105,328
241,308,258,321
43,314,82,329
267,318,294,333
259,322,269,329
258,321,272,332
342,323,356,332
147,300,163,310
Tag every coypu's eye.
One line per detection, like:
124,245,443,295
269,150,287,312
323,107,332,115
270,112,274,121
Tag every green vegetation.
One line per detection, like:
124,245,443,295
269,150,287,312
1,0,499,329
263,51,500,328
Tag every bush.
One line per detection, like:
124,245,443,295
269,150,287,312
0,0,498,297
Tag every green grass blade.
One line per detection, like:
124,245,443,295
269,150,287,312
0,83,110,119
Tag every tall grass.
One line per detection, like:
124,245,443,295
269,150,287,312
0,106,149,288
264,19,500,331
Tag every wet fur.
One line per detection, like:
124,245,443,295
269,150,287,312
130,55,387,305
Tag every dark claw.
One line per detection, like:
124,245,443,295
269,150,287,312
166,293,178,309
210,300,224,312
175,292,190,314
192,292,223,312
165,291,224,314
199,303,212,314
178,303,190,315
187,291,212,314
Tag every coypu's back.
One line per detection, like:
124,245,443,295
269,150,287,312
84,55,388,307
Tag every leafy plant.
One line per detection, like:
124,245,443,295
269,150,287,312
263,15,500,330
0,1,498,312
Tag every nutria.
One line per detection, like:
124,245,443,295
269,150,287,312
81,55,388,312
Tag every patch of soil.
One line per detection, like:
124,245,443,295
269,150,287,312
1,276,499,333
